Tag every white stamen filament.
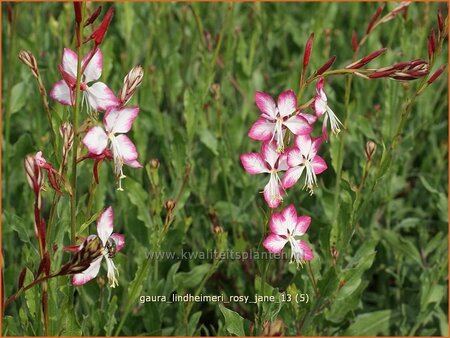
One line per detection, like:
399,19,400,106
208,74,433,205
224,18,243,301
109,134,126,191
326,106,343,135
288,236,304,268
268,170,283,204
105,256,119,288
304,160,318,195
275,119,284,153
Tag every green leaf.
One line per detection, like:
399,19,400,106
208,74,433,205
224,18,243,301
219,304,249,336
175,264,211,289
183,89,198,146
381,229,422,266
199,129,219,156
104,296,118,336
10,82,29,114
126,179,152,228
79,208,103,234
343,310,394,335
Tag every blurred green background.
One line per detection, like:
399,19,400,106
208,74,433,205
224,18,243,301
2,2,448,336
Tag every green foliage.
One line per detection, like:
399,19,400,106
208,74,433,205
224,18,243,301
2,2,447,336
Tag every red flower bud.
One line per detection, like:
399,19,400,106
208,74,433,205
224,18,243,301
303,33,314,71
73,2,82,25
37,252,50,277
427,64,447,84
91,6,114,46
346,48,388,69
437,9,444,33
366,5,384,34
18,268,27,289
368,68,397,79
84,6,102,27
315,55,336,75
7,3,13,25
352,31,358,52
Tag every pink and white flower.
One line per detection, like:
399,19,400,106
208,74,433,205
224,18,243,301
240,141,288,208
34,151,63,193
314,77,343,141
282,134,327,194
50,48,118,112
249,90,312,152
263,204,314,266
82,106,142,190
72,207,125,287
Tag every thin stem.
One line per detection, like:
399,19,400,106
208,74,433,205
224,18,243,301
306,261,319,298
4,272,59,309
70,3,86,244
4,4,17,208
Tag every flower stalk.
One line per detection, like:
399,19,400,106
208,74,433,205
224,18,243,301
70,2,86,244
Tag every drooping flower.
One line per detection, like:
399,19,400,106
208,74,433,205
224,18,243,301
82,106,142,190
314,77,343,141
50,48,118,112
249,90,312,152
282,134,327,194
240,141,288,208
263,204,314,266
34,151,63,193
72,207,125,287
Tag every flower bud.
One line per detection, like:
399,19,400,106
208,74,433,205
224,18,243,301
18,50,39,78
315,55,336,76
60,122,74,162
73,2,82,25
346,48,387,69
351,31,358,52
210,83,221,101
366,5,384,34
118,65,144,106
365,141,377,161
18,268,27,289
164,199,176,212
427,64,447,85
302,33,314,72
84,6,102,27
90,7,114,46
149,158,160,170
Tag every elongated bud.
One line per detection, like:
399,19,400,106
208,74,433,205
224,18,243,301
345,48,387,69
368,68,397,79
74,2,82,24
37,252,51,277
18,51,39,78
351,31,358,52
378,2,410,24
84,6,102,27
302,33,314,73
315,55,336,75
437,9,444,34
365,141,377,161
24,155,43,194
366,5,384,34
7,3,12,25
428,29,436,61
18,268,27,289
118,65,144,106
60,122,74,163
427,64,447,84
91,7,114,46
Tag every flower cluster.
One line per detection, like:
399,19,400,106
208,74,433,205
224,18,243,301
240,79,341,265
50,48,143,191
28,6,145,288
